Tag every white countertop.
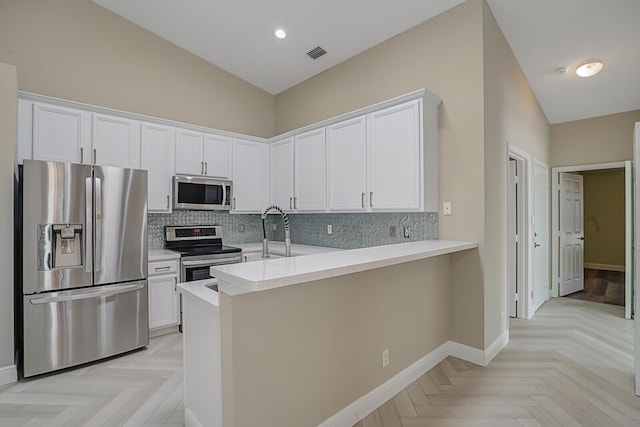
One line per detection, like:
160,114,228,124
232,242,342,256
148,249,180,262
212,240,477,296
177,278,219,307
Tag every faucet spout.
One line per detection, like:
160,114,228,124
261,205,291,258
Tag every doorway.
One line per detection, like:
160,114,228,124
551,162,633,319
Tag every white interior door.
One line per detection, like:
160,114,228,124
507,159,518,317
559,172,585,296
632,122,639,396
533,161,549,312
625,161,633,320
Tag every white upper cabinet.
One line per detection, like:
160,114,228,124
141,123,175,213
326,116,368,211
92,114,140,168
203,134,231,178
175,130,204,175
176,130,231,178
367,100,422,211
270,138,294,211
294,128,326,211
232,139,268,213
32,102,90,164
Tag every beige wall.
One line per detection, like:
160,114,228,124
582,168,625,267
276,0,487,349
0,0,275,138
0,63,17,370
220,256,452,427
551,110,640,167
481,3,550,343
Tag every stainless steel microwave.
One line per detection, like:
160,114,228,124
173,176,232,211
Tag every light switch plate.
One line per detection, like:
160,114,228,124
443,201,452,216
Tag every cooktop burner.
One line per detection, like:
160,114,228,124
170,245,241,257
163,225,241,257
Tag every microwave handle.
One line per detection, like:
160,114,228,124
222,183,227,207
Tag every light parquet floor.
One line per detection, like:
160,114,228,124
355,297,638,427
0,333,184,427
0,298,636,426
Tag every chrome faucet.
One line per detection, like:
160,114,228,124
261,205,291,258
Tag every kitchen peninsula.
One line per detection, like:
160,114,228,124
179,240,477,427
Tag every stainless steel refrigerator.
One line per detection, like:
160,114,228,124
19,159,149,378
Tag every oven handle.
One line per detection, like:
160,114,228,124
182,257,242,267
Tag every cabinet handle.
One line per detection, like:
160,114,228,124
80,147,84,163
166,195,170,209
233,197,236,210
370,192,373,208
154,266,171,272
204,162,208,175
201,161,204,175
294,197,297,209
289,197,293,210
93,148,97,164
174,276,178,292
361,192,365,208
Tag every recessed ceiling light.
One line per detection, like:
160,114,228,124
576,60,604,78
275,29,286,39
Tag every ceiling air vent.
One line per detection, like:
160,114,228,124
307,46,327,60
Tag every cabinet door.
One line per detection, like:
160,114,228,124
32,103,90,164
367,100,421,211
327,117,367,211
295,129,326,211
232,139,268,213
176,130,204,175
148,274,179,330
141,123,176,213
270,138,294,211
203,134,231,178
92,114,140,168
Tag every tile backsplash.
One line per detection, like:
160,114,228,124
149,211,438,250
268,212,438,249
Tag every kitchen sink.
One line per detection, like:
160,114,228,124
205,282,218,292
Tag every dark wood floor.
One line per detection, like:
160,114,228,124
564,268,625,306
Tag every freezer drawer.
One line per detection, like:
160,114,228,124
22,281,149,378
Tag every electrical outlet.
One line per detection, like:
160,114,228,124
403,226,410,238
443,201,452,216
327,224,333,235
238,224,244,232
272,223,277,231
389,226,396,238
382,349,390,368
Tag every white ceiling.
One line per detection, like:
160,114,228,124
93,0,640,124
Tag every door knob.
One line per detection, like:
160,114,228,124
534,243,540,248
578,236,585,241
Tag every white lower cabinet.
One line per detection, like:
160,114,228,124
148,259,180,334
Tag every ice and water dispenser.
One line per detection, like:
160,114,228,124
38,224,83,270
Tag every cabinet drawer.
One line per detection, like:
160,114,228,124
148,260,179,276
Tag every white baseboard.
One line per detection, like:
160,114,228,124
584,263,625,272
319,332,510,427
0,365,17,386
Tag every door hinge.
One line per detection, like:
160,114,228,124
515,234,519,243
514,293,519,302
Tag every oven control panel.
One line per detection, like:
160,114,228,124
165,225,222,241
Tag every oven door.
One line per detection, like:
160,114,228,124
180,253,242,282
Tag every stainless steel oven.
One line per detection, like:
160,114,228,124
164,225,242,283
181,252,242,282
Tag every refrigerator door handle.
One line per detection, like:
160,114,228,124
29,282,145,305
85,177,93,273
95,177,102,272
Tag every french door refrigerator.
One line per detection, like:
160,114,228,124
19,159,149,378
